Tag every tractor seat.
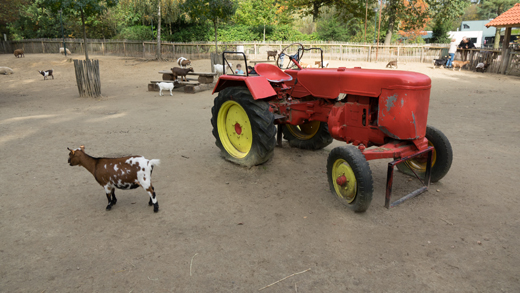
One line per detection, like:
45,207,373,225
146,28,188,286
254,63,293,83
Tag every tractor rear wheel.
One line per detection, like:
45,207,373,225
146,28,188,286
327,146,373,213
211,87,276,167
396,125,453,182
283,121,333,150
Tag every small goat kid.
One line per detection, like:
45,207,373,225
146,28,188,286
38,69,54,80
156,82,174,96
177,57,191,68
68,146,161,212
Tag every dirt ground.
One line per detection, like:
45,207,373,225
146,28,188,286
1,53,519,292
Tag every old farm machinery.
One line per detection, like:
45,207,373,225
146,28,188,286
210,44,452,212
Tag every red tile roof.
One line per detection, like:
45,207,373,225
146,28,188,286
486,3,520,27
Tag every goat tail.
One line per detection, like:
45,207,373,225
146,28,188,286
149,159,161,167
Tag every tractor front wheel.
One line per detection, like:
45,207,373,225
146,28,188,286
327,146,374,212
396,125,453,182
211,87,276,167
283,121,333,150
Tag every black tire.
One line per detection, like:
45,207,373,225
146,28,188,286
211,86,276,167
283,121,333,150
396,125,453,182
327,146,374,212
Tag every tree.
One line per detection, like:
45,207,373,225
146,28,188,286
478,0,516,48
183,0,238,54
427,0,468,43
234,0,277,42
43,0,118,60
288,0,334,22
120,0,181,59
379,0,430,45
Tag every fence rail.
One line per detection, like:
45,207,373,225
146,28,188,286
1,38,518,76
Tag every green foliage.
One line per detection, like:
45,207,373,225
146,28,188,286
217,24,261,42
431,19,451,44
478,0,516,19
113,25,154,40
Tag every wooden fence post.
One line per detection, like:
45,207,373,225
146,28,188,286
254,44,257,60
41,41,44,53
124,40,126,56
143,42,145,58
340,44,343,61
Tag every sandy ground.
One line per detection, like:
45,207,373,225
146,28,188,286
1,53,520,292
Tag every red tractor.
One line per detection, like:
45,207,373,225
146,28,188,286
210,44,452,212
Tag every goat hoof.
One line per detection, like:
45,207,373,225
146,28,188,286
106,205,112,210
148,199,153,206
154,203,159,213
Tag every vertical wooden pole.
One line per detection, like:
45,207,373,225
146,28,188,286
501,27,511,74
123,41,126,56
41,41,44,53
143,42,145,58
340,44,343,61
254,44,257,60
397,46,399,62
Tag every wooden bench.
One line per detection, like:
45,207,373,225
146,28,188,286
158,70,216,84
148,79,214,94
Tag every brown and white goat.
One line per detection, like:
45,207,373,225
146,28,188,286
67,146,161,212
38,69,54,80
177,57,191,68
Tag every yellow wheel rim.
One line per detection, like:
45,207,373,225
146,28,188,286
405,141,437,172
217,100,253,158
331,158,357,203
286,121,321,140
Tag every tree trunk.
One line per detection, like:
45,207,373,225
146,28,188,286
493,28,500,49
157,1,161,60
384,21,394,45
81,9,89,60
384,2,396,45
312,2,319,22
263,24,266,43
214,19,218,54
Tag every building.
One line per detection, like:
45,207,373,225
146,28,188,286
422,20,497,47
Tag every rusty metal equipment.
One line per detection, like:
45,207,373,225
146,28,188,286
210,44,452,212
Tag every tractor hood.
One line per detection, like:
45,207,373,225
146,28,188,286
285,67,431,99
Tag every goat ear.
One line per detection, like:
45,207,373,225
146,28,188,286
67,147,71,151
80,145,85,151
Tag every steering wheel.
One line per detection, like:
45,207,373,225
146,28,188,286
276,43,305,69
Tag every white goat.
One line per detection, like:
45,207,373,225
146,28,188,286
156,82,174,96
214,63,232,76
0,67,14,75
59,47,72,55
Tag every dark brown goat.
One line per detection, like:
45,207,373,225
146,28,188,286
67,145,161,212
267,50,277,60
171,67,194,82
14,49,24,58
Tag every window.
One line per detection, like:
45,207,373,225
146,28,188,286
463,24,470,29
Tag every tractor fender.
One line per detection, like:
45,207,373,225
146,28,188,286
212,75,276,100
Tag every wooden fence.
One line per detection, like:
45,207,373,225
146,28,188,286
74,59,101,97
0,38,446,62
1,38,518,76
